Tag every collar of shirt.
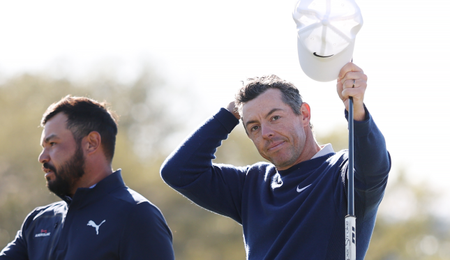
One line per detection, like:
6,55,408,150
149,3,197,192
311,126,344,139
311,143,335,159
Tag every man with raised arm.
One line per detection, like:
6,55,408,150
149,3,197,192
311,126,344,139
161,63,390,259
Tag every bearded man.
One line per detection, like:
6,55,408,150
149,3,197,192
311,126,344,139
1,96,174,260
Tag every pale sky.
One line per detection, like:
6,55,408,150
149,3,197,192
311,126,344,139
1,0,449,216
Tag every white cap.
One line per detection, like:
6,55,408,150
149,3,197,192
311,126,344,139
293,0,363,82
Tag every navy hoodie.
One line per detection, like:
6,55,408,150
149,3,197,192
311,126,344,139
0,170,174,260
161,107,390,260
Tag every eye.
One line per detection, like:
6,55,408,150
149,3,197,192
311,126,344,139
271,115,281,121
250,125,259,133
49,142,57,147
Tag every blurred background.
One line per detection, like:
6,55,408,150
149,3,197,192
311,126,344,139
0,0,449,259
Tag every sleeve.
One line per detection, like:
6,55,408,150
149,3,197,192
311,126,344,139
119,202,175,260
345,105,391,217
0,232,28,260
160,108,247,223
0,212,33,260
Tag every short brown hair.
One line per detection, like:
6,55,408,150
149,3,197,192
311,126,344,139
41,95,118,162
235,74,304,115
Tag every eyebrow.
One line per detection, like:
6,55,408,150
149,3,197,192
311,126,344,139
244,108,283,129
42,134,58,146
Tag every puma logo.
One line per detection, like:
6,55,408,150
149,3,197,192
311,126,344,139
87,220,106,235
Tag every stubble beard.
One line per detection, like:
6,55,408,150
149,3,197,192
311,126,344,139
264,141,304,171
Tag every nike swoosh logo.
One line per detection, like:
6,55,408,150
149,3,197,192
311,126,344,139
313,52,334,58
296,184,312,193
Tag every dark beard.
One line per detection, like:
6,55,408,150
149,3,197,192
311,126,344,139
44,145,85,197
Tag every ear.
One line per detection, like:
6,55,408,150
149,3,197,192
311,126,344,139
300,103,311,128
84,131,101,155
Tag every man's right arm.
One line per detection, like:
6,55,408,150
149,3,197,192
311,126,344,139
0,215,31,260
0,231,28,259
226,101,241,120
160,108,246,222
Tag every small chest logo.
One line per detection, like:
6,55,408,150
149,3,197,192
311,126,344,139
87,220,106,235
35,229,51,238
296,184,312,193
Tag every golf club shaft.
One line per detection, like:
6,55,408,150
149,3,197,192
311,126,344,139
348,97,355,216
345,96,356,260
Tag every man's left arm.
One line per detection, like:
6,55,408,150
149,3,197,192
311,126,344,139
337,62,391,212
351,106,391,191
120,202,175,260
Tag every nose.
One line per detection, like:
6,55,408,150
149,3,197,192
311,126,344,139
38,149,49,164
261,124,275,140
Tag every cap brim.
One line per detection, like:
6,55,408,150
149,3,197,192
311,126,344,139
297,36,355,82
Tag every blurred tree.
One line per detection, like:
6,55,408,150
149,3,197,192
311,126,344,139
210,126,450,260
1,70,449,260
315,128,450,260
366,170,450,260
0,69,247,259
0,74,78,245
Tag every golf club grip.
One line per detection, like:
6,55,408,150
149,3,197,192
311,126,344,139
345,215,356,260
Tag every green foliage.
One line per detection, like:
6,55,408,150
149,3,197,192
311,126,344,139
0,70,247,259
316,130,450,259
315,125,349,152
366,171,450,259
0,70,448,260
214,126,264,166
0,74,80,244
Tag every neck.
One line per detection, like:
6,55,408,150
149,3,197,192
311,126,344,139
69,165,113,197
300,128,321,161
299,142,321,163
278,130,320,171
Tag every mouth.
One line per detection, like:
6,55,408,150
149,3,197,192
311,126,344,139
42,163,56,180
267,141,285,152
43,169,53,180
